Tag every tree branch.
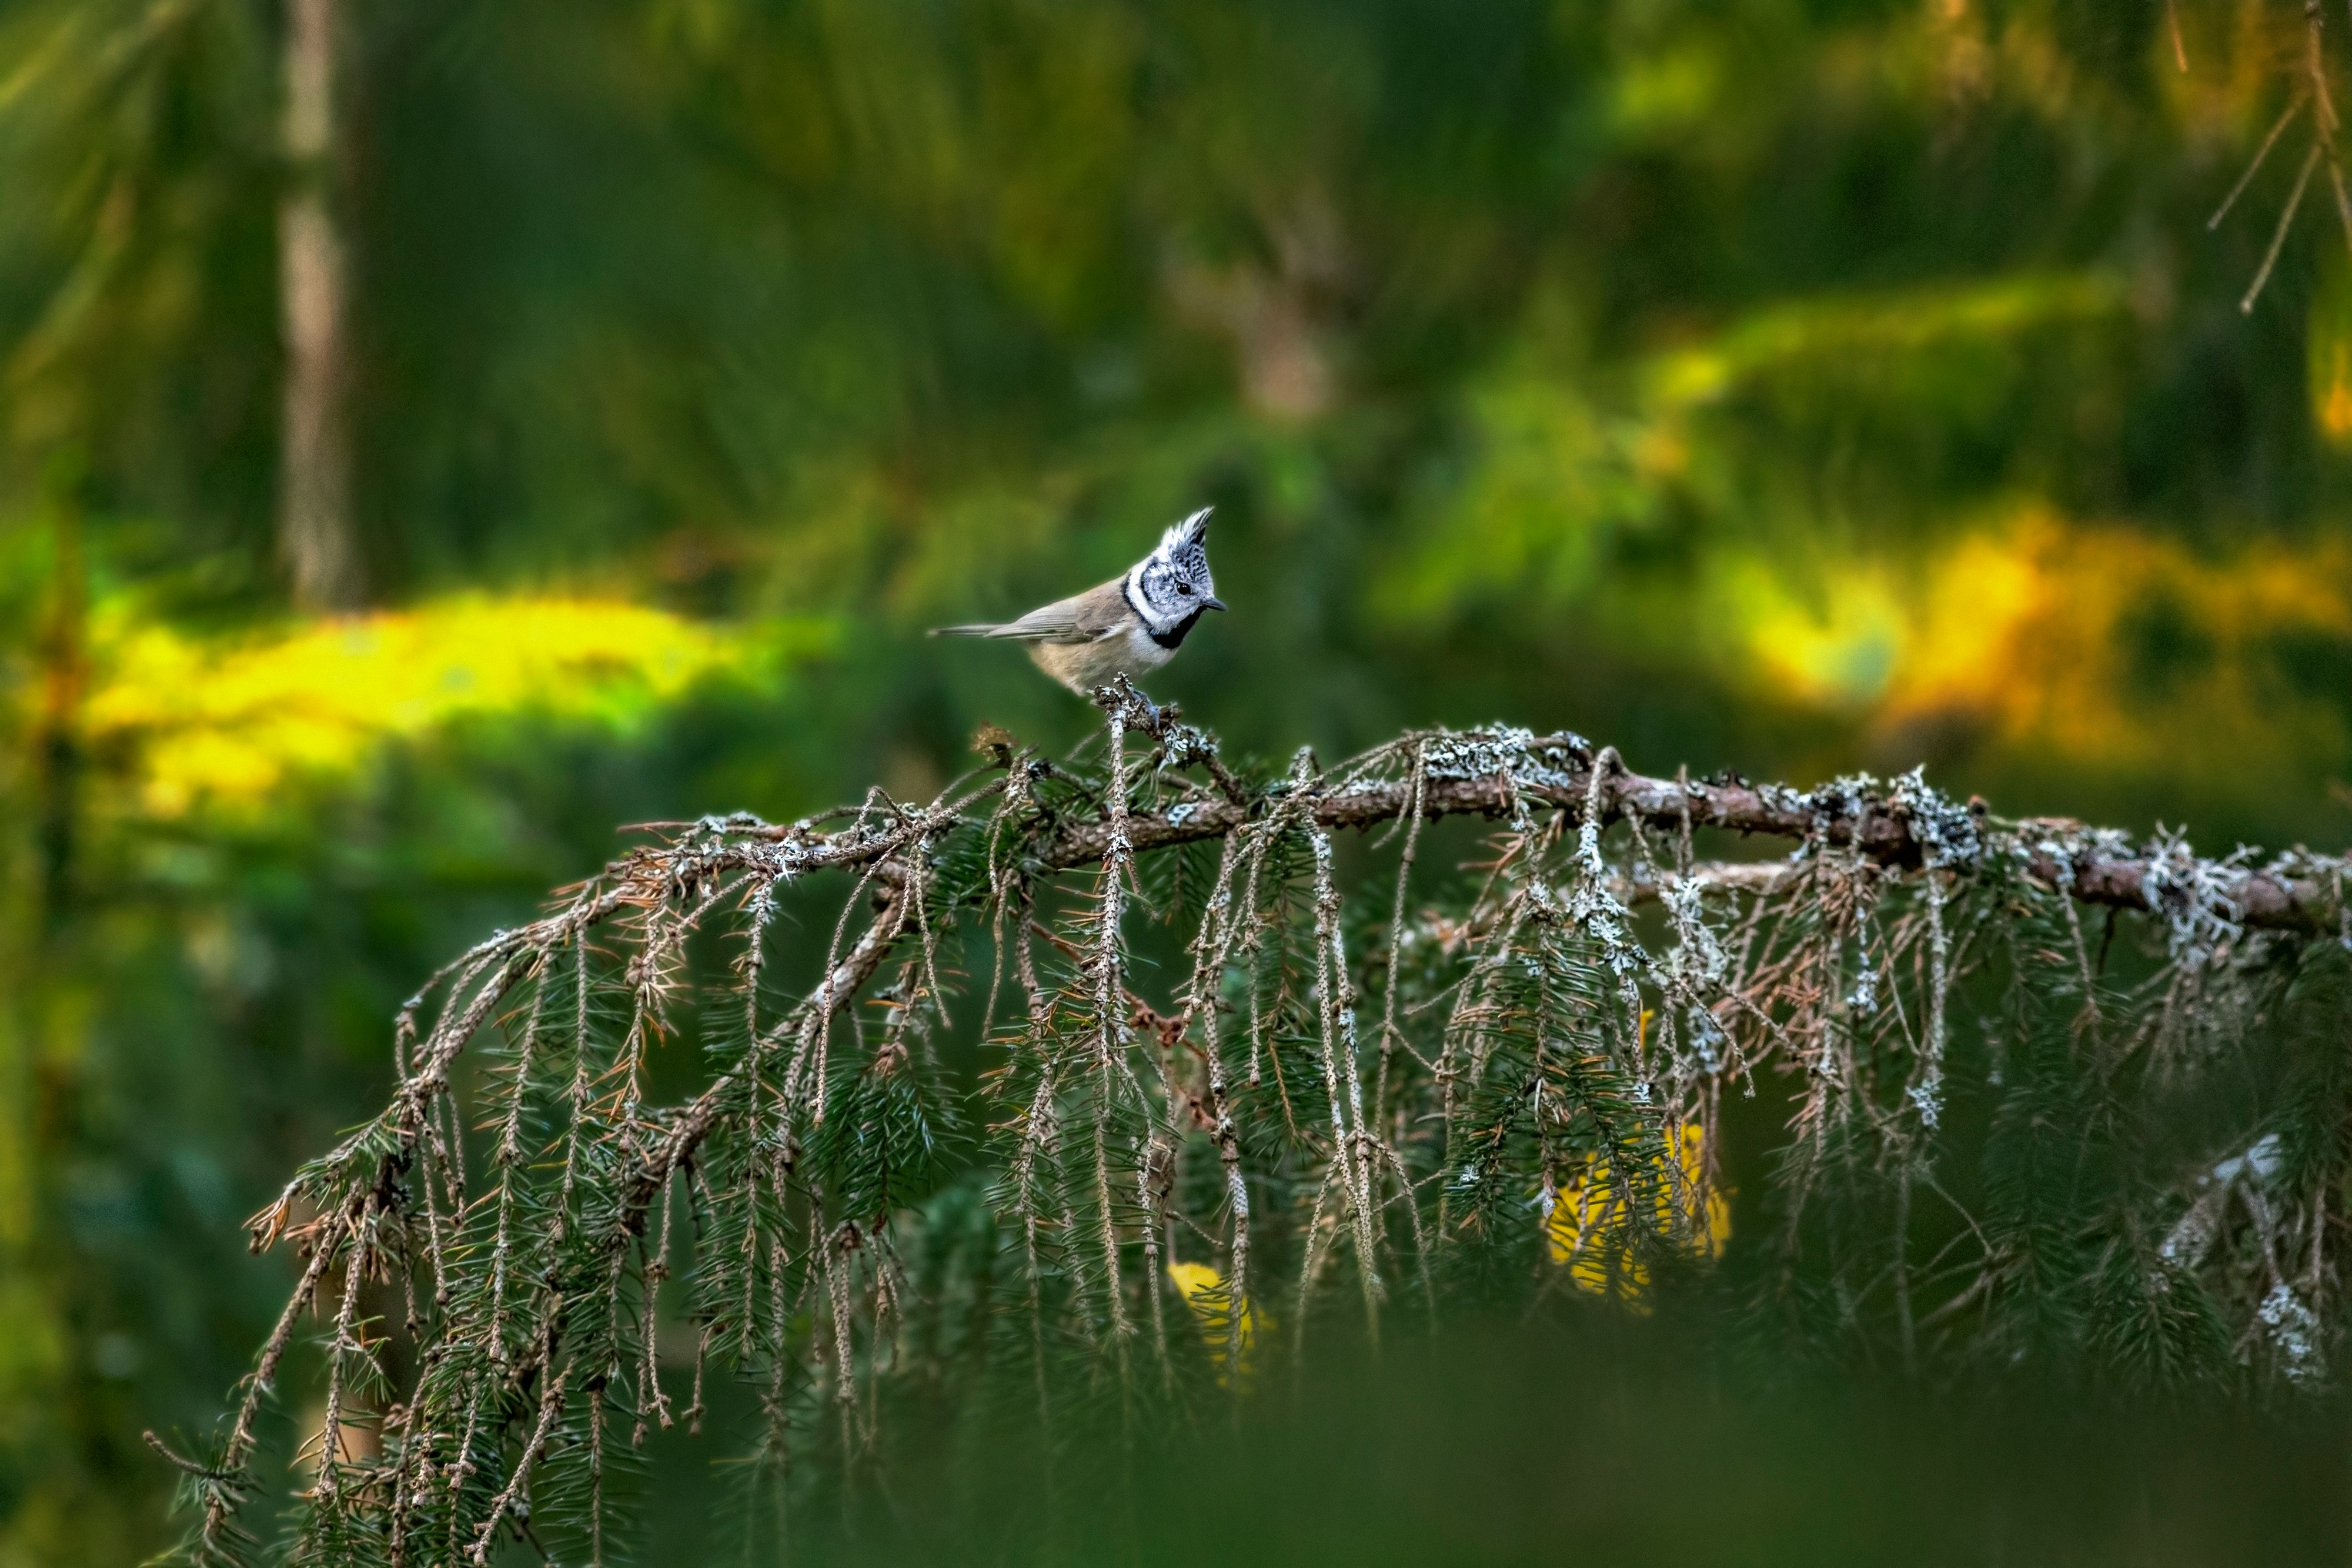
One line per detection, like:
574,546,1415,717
1030,739,2341,934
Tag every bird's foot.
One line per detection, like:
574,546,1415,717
1093,676,1164,735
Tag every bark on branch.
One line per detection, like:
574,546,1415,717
1030,738,2341,935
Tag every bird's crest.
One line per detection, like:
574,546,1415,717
1155,506,1211,557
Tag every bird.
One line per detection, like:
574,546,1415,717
930,508,1226,694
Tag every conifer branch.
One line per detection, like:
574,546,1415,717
178,711,2352,1567
1034,736,2341,934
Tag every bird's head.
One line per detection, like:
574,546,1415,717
1128,507,1224,631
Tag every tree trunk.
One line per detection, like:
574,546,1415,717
34,494,83,934
278,0,362,611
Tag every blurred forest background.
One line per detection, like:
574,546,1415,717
4,0,2352,1560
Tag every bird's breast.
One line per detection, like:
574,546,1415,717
1122,620,1179,668
1028,620,1175,694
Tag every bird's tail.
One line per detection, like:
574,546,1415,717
927,624,1003,637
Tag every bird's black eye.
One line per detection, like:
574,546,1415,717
1177,581,1194,596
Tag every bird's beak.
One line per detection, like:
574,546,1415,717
1204,596,1228,612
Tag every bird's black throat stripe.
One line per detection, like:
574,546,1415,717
1148,609,1204,650
1124,572,1205,649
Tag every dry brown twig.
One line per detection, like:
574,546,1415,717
2203,0,2352,312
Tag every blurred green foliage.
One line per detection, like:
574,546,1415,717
768,1319,2352,1568
4,0,2352,1559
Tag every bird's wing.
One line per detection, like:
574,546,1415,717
955,579,1130,644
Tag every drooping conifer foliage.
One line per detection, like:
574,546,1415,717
159,683,2352,1565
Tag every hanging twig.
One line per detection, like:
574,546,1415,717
2211,89,2309,234
2243,141,2323,312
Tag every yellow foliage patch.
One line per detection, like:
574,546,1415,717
79,596,808,820
1546,1123,1731,1304
1876,511,2352,775
1167,1260,1262,1378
